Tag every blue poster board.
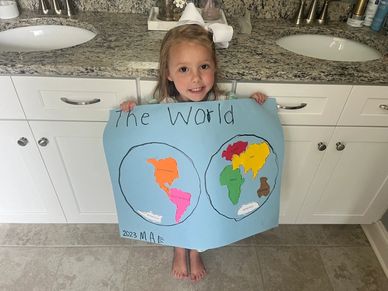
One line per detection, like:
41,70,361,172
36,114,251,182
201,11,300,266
103,98,284,250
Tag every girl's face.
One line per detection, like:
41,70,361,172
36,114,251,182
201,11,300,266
167,41,215,102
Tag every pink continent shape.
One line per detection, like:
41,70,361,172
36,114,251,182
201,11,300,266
168,188,191,223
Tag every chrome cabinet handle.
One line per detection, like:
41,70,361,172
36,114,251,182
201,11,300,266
38,137,49,147
317,142,327,151
277,103,307,110
336,142,345,151
60,97,101,105
17,137,28,146
379,104,388,111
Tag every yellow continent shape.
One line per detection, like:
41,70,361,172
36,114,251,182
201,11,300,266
231,143,270,179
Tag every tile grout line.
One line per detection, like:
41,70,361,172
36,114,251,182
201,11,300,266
0,243,373,248
253,246,266,290
120,246,133,291
316,245,336,291
49,248,67,291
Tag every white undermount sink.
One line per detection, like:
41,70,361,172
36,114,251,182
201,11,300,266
276,34,382,62
0,25,96,52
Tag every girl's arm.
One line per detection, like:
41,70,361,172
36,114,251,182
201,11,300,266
120,100,137,112
250,92,268,105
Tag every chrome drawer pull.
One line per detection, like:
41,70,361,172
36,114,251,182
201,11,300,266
379,104,388,111
60,97,101,105
277,103,307,110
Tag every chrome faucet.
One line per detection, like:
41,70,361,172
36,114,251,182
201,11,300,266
64,0,73,17
295,0,333,25
295,0,306,25
305,0,319,24
40,0,73,17
52,0,62,15
40,0,49,15
318,0,330,24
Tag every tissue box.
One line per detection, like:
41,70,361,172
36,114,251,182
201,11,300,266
147,7,228,31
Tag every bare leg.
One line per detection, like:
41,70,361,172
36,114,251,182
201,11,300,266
189,250,207,281
171,247,188,279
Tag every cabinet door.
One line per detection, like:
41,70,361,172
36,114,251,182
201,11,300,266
29,121,117,223
0,121,65,223
0,76,25,119
280,126,335,223
298,127,388,224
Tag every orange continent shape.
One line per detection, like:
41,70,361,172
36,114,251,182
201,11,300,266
147,157,179,194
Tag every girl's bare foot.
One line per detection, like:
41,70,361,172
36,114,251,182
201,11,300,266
189,250,206,281
171,247,188,279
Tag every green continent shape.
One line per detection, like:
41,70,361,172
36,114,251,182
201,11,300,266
220,165,245,205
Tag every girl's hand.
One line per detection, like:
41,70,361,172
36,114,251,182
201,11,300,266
120,100,137,112
250,92,268,105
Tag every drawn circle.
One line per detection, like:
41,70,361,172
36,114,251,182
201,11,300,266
119,142,201,226
204,134,279,221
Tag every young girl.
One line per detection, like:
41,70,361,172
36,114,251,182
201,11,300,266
121,24,267,281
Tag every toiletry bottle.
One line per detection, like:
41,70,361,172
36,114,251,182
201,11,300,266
371,0,388,31
347,0,369,27
363,0,380,26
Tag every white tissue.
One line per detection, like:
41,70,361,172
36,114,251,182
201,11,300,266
177,2,233,49
178,2,205,25
207,23,234,48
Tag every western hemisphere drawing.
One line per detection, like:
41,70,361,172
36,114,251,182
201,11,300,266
118,142,201,226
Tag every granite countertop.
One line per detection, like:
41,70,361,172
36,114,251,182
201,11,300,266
0,11,387,85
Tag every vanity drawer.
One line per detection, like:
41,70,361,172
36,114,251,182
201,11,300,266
235,82,352,126
338,85,388,126
0,76,25,119
138,79,234,104
12,76,137,121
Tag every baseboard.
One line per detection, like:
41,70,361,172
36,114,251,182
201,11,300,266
362,222,388,278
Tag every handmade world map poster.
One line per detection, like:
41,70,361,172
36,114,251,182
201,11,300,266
103,98,284,250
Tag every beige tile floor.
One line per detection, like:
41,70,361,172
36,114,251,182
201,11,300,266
0,224,387,291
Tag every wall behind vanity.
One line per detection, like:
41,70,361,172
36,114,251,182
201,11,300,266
17,0,352,20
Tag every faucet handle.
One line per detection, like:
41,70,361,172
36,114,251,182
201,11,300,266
318,0,329,24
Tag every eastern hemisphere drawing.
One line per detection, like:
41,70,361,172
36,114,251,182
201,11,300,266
118,142,201,226
205,134,280,221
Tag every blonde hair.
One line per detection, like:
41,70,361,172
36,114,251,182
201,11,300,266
153,24,222,102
